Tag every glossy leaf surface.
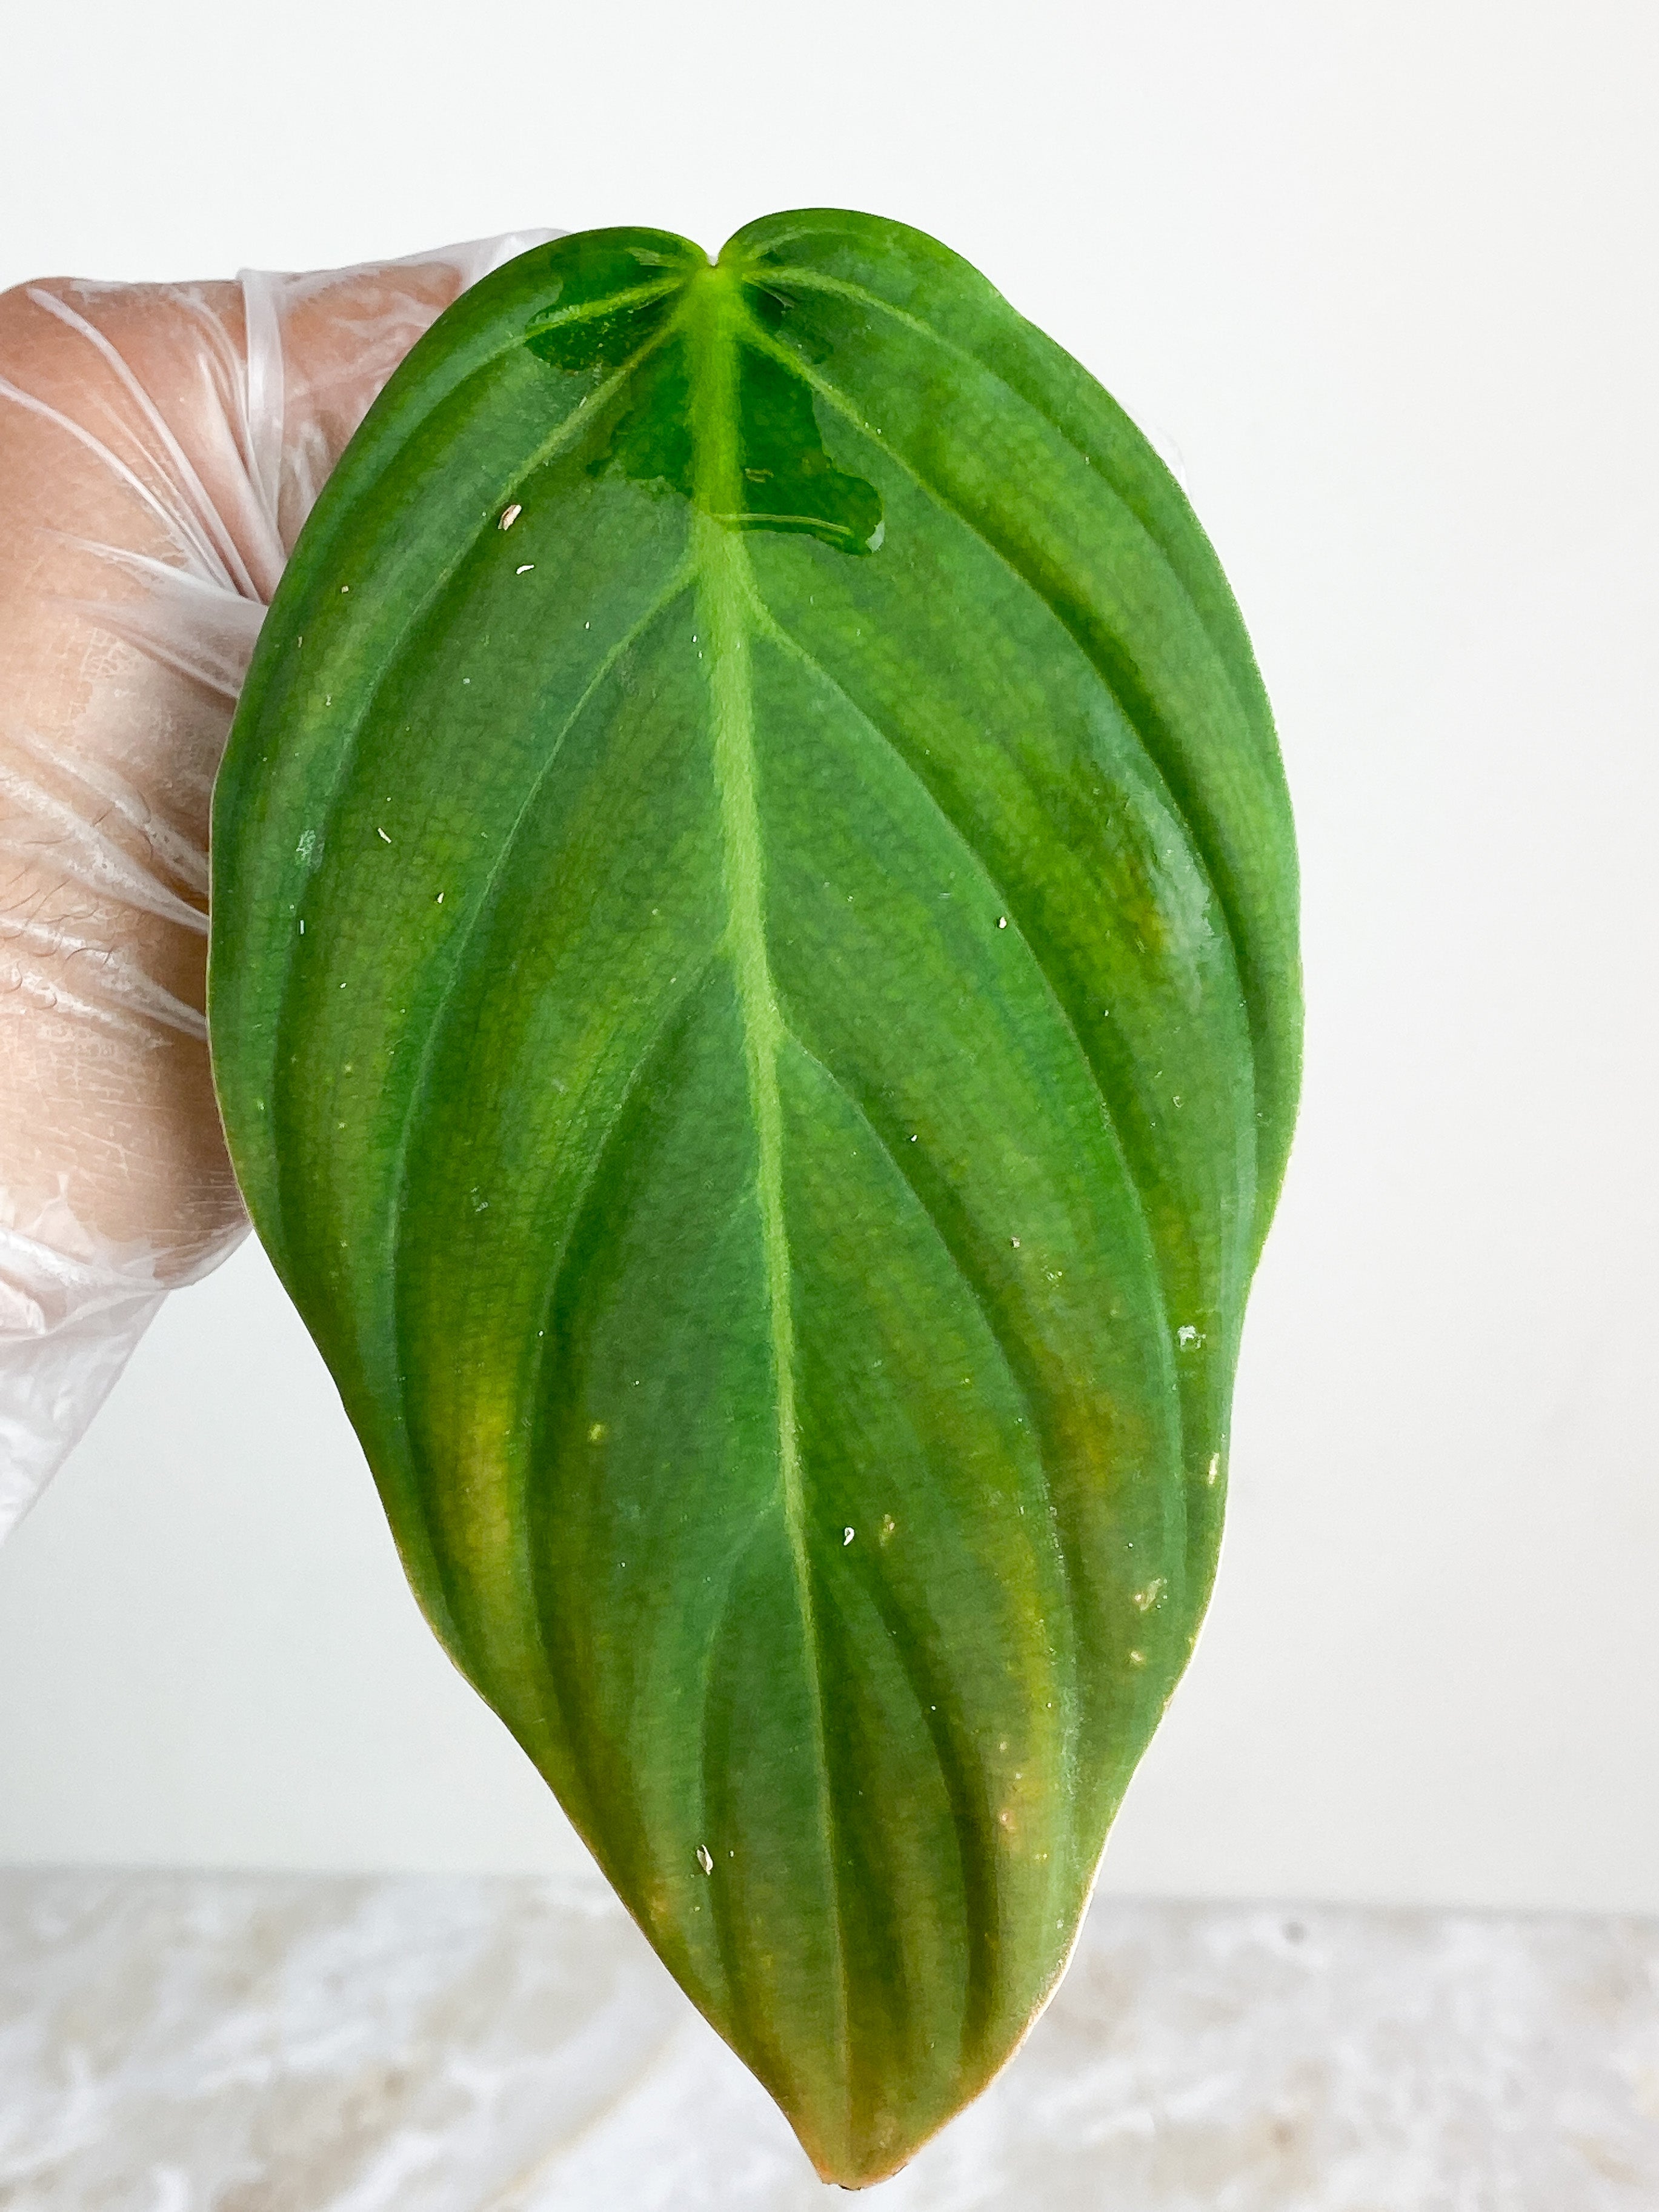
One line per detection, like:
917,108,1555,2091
209,212,1300,2185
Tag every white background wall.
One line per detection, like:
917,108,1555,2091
1,0,1655,1911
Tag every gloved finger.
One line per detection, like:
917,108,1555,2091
0,231,558,1538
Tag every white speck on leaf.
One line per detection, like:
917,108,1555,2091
1131,1578,1166,1613
516,563,534,574
1207,1453,1222,1486
1177,1324,1203,1348
1010,1236,1021,1249
696,1845,713,1875
499,504,522,530
377,828,391,845
1128,1649,1148,1668
997,915,1008,929
340,584,350,594
843,1527,855,1546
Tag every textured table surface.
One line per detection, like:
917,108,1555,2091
2,1870,1656,2210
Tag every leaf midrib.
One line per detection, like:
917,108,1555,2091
689,269,853,2076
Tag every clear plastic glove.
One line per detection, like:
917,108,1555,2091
0,230,559,1542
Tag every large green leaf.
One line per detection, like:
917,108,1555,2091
209,210,1300,2185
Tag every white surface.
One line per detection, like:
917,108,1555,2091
4,1871,1657,2210
1,2,1657,1904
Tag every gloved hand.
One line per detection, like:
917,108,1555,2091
0,230,558,1541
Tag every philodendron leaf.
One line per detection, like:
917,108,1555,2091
209,210,1300,2186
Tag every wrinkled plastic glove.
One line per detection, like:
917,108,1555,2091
0,231,559,1542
